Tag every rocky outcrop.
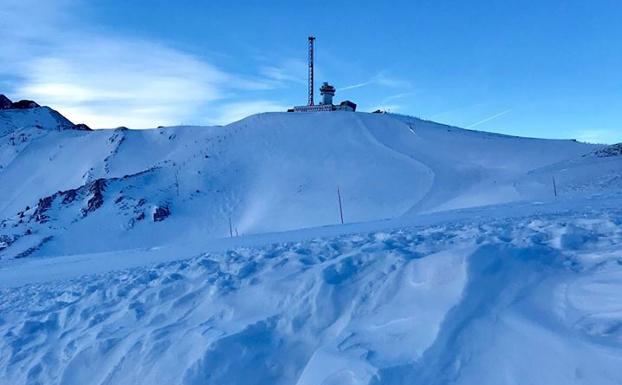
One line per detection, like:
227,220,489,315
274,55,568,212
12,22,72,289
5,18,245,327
0,95,41,110
0,94,12,109
33,195,55,223
11,100,40,109
83,179,107,216
592,143,622,158
153,205,170,222
28,178,107,224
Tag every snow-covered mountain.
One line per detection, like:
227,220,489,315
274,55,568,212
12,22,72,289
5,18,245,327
0,104,607,259
1,100,622,385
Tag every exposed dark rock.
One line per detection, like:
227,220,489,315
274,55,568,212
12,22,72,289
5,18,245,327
62,189,77,205
153,205,170,222
0,95,39,110
591,143,622,158
16,170,155,231
0,94,12,109
82,179,106,216
29,186,79,223
33,195,56,223
11,100,40,109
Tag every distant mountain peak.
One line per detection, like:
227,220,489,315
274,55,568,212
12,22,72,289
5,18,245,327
0,94,41,110
0,95,91,132
0,94,12,109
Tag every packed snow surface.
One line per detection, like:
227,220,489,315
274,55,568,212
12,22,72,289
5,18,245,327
1,107,621,384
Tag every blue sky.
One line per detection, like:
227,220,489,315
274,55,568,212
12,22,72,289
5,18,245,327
1,0,621,143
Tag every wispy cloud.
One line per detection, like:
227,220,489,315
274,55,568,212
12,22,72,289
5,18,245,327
16,39,234,128
340,82,371,91
259,58,307,86
373,72,412,89
466,109,513,129
1,0,291,128
367,92,419,113
341,70,411,93
381,92,417,105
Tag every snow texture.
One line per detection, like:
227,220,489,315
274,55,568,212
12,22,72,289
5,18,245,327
1,107,621,384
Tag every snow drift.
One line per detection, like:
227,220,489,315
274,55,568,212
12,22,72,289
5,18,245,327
1,201,622,385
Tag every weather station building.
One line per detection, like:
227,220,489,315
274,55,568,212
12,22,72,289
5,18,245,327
289,37,357,113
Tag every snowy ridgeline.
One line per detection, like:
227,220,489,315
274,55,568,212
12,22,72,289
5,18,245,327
1,106,620,259
1,204,622,385
1,105,622,385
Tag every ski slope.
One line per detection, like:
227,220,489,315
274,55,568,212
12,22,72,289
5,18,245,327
1,105,622,385
0,108,600,259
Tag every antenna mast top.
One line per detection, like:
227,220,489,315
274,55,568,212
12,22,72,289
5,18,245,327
308,36,315,106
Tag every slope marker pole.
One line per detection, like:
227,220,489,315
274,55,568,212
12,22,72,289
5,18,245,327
337,186,344,224
552,176,558,198
229,216,233,238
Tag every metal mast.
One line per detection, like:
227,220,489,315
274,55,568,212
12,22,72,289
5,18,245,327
308,36,315,106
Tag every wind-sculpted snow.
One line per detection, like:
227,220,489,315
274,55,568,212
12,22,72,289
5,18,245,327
1,207,621,385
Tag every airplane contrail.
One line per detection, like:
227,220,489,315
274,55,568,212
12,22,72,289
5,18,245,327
466,109,512,129
340,82,371,91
